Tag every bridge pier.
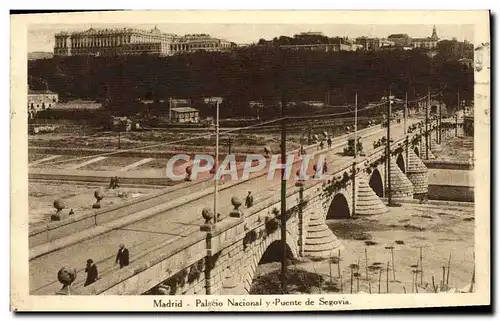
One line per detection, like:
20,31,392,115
406,148,429,199
386,158,414,199
355,176,389,216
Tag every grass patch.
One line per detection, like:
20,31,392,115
403,224,426,231
352,232,372,241
414,214,434,219
327,219,386,240
249,267,339,294
29,191,48,198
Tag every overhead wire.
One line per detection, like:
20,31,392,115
39,88,445,166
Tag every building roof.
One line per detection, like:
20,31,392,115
171,107,199,113
388,34,409,39
28,89,56,95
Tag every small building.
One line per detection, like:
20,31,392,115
355,37,381,51
463,115,474,136
387,34,412,47
171,107,200,123
28,88,58,114
412,25,439,50
111,116,132,132
459,58,474,69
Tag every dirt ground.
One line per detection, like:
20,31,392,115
28,182,159,226
432,136,474,162
28,130,306,155
255,202,475,294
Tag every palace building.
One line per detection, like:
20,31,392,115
54,26,236,57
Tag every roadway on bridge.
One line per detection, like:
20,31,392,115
30,120,418,295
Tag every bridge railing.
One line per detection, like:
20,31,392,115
29,123,382,251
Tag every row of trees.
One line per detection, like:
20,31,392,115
28,46,473,119
257,33,348,46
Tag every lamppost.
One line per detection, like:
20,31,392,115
211,97,224,223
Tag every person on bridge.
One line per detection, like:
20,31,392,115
327,136,332,149
245,191,254,208
84,259,98,287
116,244,130,269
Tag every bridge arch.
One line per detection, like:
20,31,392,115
396,153,406,174
369,168,384,197
326,192,351,219
240,231,298,294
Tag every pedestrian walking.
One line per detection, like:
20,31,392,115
245,191,254,208
108,176,115,189
327,136,332,149
84,259,98,287
319,140,325,150
115,244,130,269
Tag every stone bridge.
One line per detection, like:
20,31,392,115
74,119,450,296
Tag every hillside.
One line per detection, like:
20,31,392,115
28,52,54,61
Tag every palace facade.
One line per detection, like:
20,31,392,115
54,26,236,57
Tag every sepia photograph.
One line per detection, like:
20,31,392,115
10,10,490,311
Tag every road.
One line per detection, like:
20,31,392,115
30,119,418,295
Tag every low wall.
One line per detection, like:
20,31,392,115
428,184,474,202
28,178,214,248
423,160,474,170
28,172,175,186
79,182,306,295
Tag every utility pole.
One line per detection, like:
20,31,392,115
307,120,312,145
280,92,287,295
404,92,408,136
169,97,172,122
354,93,358,159
352,93,358,216
213,100,220,223
227,136,232,155
425,88,430,160
405,92,409,167
386,88,392,205
438,101,442,144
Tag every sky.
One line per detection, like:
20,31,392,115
28,23,474,53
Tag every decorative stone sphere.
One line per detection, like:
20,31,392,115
202,207,214,223
57,266,77,286
231,196,242,209
94,189,105,201
53,199,66,212
323,131,328,137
